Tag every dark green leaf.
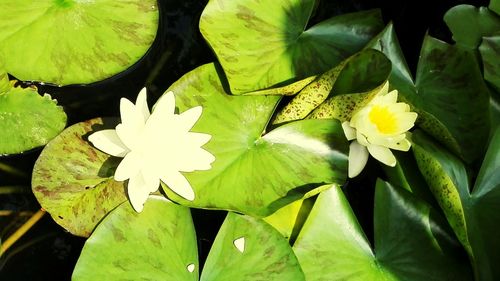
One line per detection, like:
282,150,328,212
293,184,471,280
412,128,500,280
444,5,500,49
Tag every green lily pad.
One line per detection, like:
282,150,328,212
201,213,305,280
73,197,304,280
32,118,127,237
412,128,500,280
73,196,199,281
161,63,348,216
200,0,383,94
0,78,67,155
444,5,500,49
0,0,159,85
293,183,472,280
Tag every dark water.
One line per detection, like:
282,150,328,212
0,0,488,280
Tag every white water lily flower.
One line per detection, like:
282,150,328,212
88,88,215,212
342,83,417,178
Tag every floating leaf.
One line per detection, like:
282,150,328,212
412,128,500,280
200,0,383,94
73,196,199,281
0,0,159,85
491,0,500,15
201,213,305,280
161,63,348,216
444,5,500,49
0,80,66,155
74,198,304,280
293,183,471,280
32,118,127,237
479,35,500,92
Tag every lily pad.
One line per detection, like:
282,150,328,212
491,0,500,15
200,0,383,94
292,183,472,280
161,63,348,216
73,196,199,281
201,213,305,280
412,128,500,280
0,0,159,85
32,118,127,237
479,35,500,92
444,5,500,49
73,197,304,280
0,77,67,155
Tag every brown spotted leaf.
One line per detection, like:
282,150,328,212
32,118,127,237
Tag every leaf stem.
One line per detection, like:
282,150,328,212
0,185,30,195
0,162,29,178
0,209,46,255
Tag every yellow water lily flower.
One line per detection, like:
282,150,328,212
88,88,215,212
342,83,417,178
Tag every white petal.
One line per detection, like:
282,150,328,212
120,98,144,130
88,130,129,157
115,123,140,150
135,87,150,122
176,106,203,132
367,144,397,167
185,132,212,147
233,237,245,253
177,148,216,172
114,151,142,181
348,141,369,178
160,170,195,201
356,131,369,146
152,91,175,119
342,121,356,141
127,172,151,212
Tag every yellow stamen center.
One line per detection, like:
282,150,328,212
368,105,397,134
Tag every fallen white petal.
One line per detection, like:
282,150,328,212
341,121,356,140
88,129,129,157
367,144,397,167
187,264,195,273
114,151,142,181
348,141,369,178
160,170,195,201
233,237,245,253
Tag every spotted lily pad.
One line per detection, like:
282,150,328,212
0,74,67,155
73,197,304,280
32,118,127,237
292,183,471,280
200,0,383,94
161,63,348,216
0,0,159,85
412,128,500,280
